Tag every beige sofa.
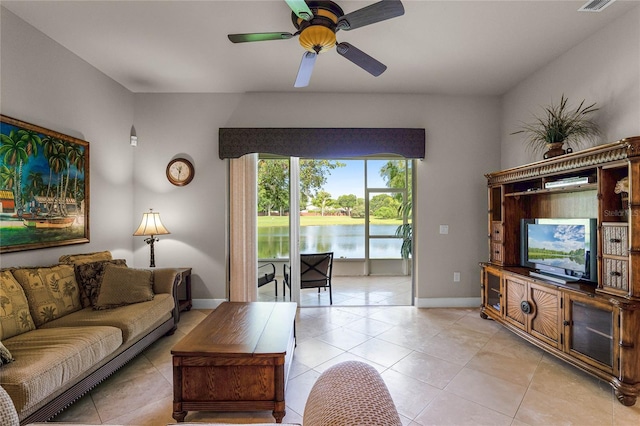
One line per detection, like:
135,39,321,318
0,251,182,425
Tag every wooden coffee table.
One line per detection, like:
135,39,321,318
171,302,297,423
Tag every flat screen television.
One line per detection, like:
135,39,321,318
521,218,597,284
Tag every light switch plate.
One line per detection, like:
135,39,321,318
439,225,449,234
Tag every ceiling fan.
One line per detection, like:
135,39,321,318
227,0,404,87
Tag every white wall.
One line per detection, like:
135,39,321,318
132,94,241,300
134,93,501,305
502,5,640,168
0,8,135,267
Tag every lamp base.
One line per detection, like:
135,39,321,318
144,236,158,268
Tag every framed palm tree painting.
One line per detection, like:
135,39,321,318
0,115,89,253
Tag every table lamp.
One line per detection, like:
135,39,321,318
133,209,170,267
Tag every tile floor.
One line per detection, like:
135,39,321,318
51,304,640,425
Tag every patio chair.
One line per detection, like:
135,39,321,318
258,262,278,297
283,252,334,304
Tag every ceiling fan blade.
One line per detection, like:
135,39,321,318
285,0,314,21
294,51,317,88
337,0,404,31
228,32,294,43
336,42,387,77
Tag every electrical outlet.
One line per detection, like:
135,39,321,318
453,272,461,282
439,225,449,234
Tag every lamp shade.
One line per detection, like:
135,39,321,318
133,210,170,236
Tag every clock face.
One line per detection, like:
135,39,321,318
166,158,194,186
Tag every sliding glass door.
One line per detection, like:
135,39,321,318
257,157,413,306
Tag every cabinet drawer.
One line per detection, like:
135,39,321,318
491,242,504,263
602,258,629,292
490,222,503,242
602,225,628,257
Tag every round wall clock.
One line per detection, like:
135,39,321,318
166,158,195,186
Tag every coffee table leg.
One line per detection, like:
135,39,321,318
173,359,187,422
173,409,187,423
273,362,286,423
273,406,285,423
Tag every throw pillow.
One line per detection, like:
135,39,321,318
59,250,113,265
0,340,14,365
75,259,128,308
0,270,36,340
94,265,154,310
12,265,82,327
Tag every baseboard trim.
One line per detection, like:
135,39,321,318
415,297,481,308
192,298,480,309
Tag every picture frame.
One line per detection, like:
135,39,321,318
0,115,89,253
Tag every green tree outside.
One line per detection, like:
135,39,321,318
311,190,333,216
257,158,345,215
258,159,289,216
379,160,410,203
299,159,345,207
336,194,357,216
369,193,401,218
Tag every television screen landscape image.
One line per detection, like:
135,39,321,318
527,223,588,273
521,218,597,282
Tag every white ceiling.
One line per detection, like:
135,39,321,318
2,0,638,95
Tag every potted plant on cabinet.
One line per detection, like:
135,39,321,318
512,94,600,159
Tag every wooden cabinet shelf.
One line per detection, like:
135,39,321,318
480,136,640,406
504,183,598,197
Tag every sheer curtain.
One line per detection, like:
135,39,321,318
228,154,258,301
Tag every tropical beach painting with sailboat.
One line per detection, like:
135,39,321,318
0,115,89,253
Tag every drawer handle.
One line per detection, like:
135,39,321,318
520,301,532,315
620,340,634,349
609,271,622,277
609,238,622,243
494,230,500,234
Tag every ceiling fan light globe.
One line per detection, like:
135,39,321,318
298,26,336,53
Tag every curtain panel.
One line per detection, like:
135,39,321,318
228,154,258,302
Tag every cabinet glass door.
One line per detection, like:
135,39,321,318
481,267,502,319
486,270,501,314
569,299,614,368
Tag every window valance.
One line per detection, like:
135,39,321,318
219,128,425,159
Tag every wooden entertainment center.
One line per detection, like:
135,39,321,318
480,136,640,405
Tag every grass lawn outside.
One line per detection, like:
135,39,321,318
258,215,406,227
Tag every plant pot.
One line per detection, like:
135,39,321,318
543,142,572,159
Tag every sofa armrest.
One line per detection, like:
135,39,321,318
153,268,181,295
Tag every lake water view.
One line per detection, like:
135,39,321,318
258,224,402,259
